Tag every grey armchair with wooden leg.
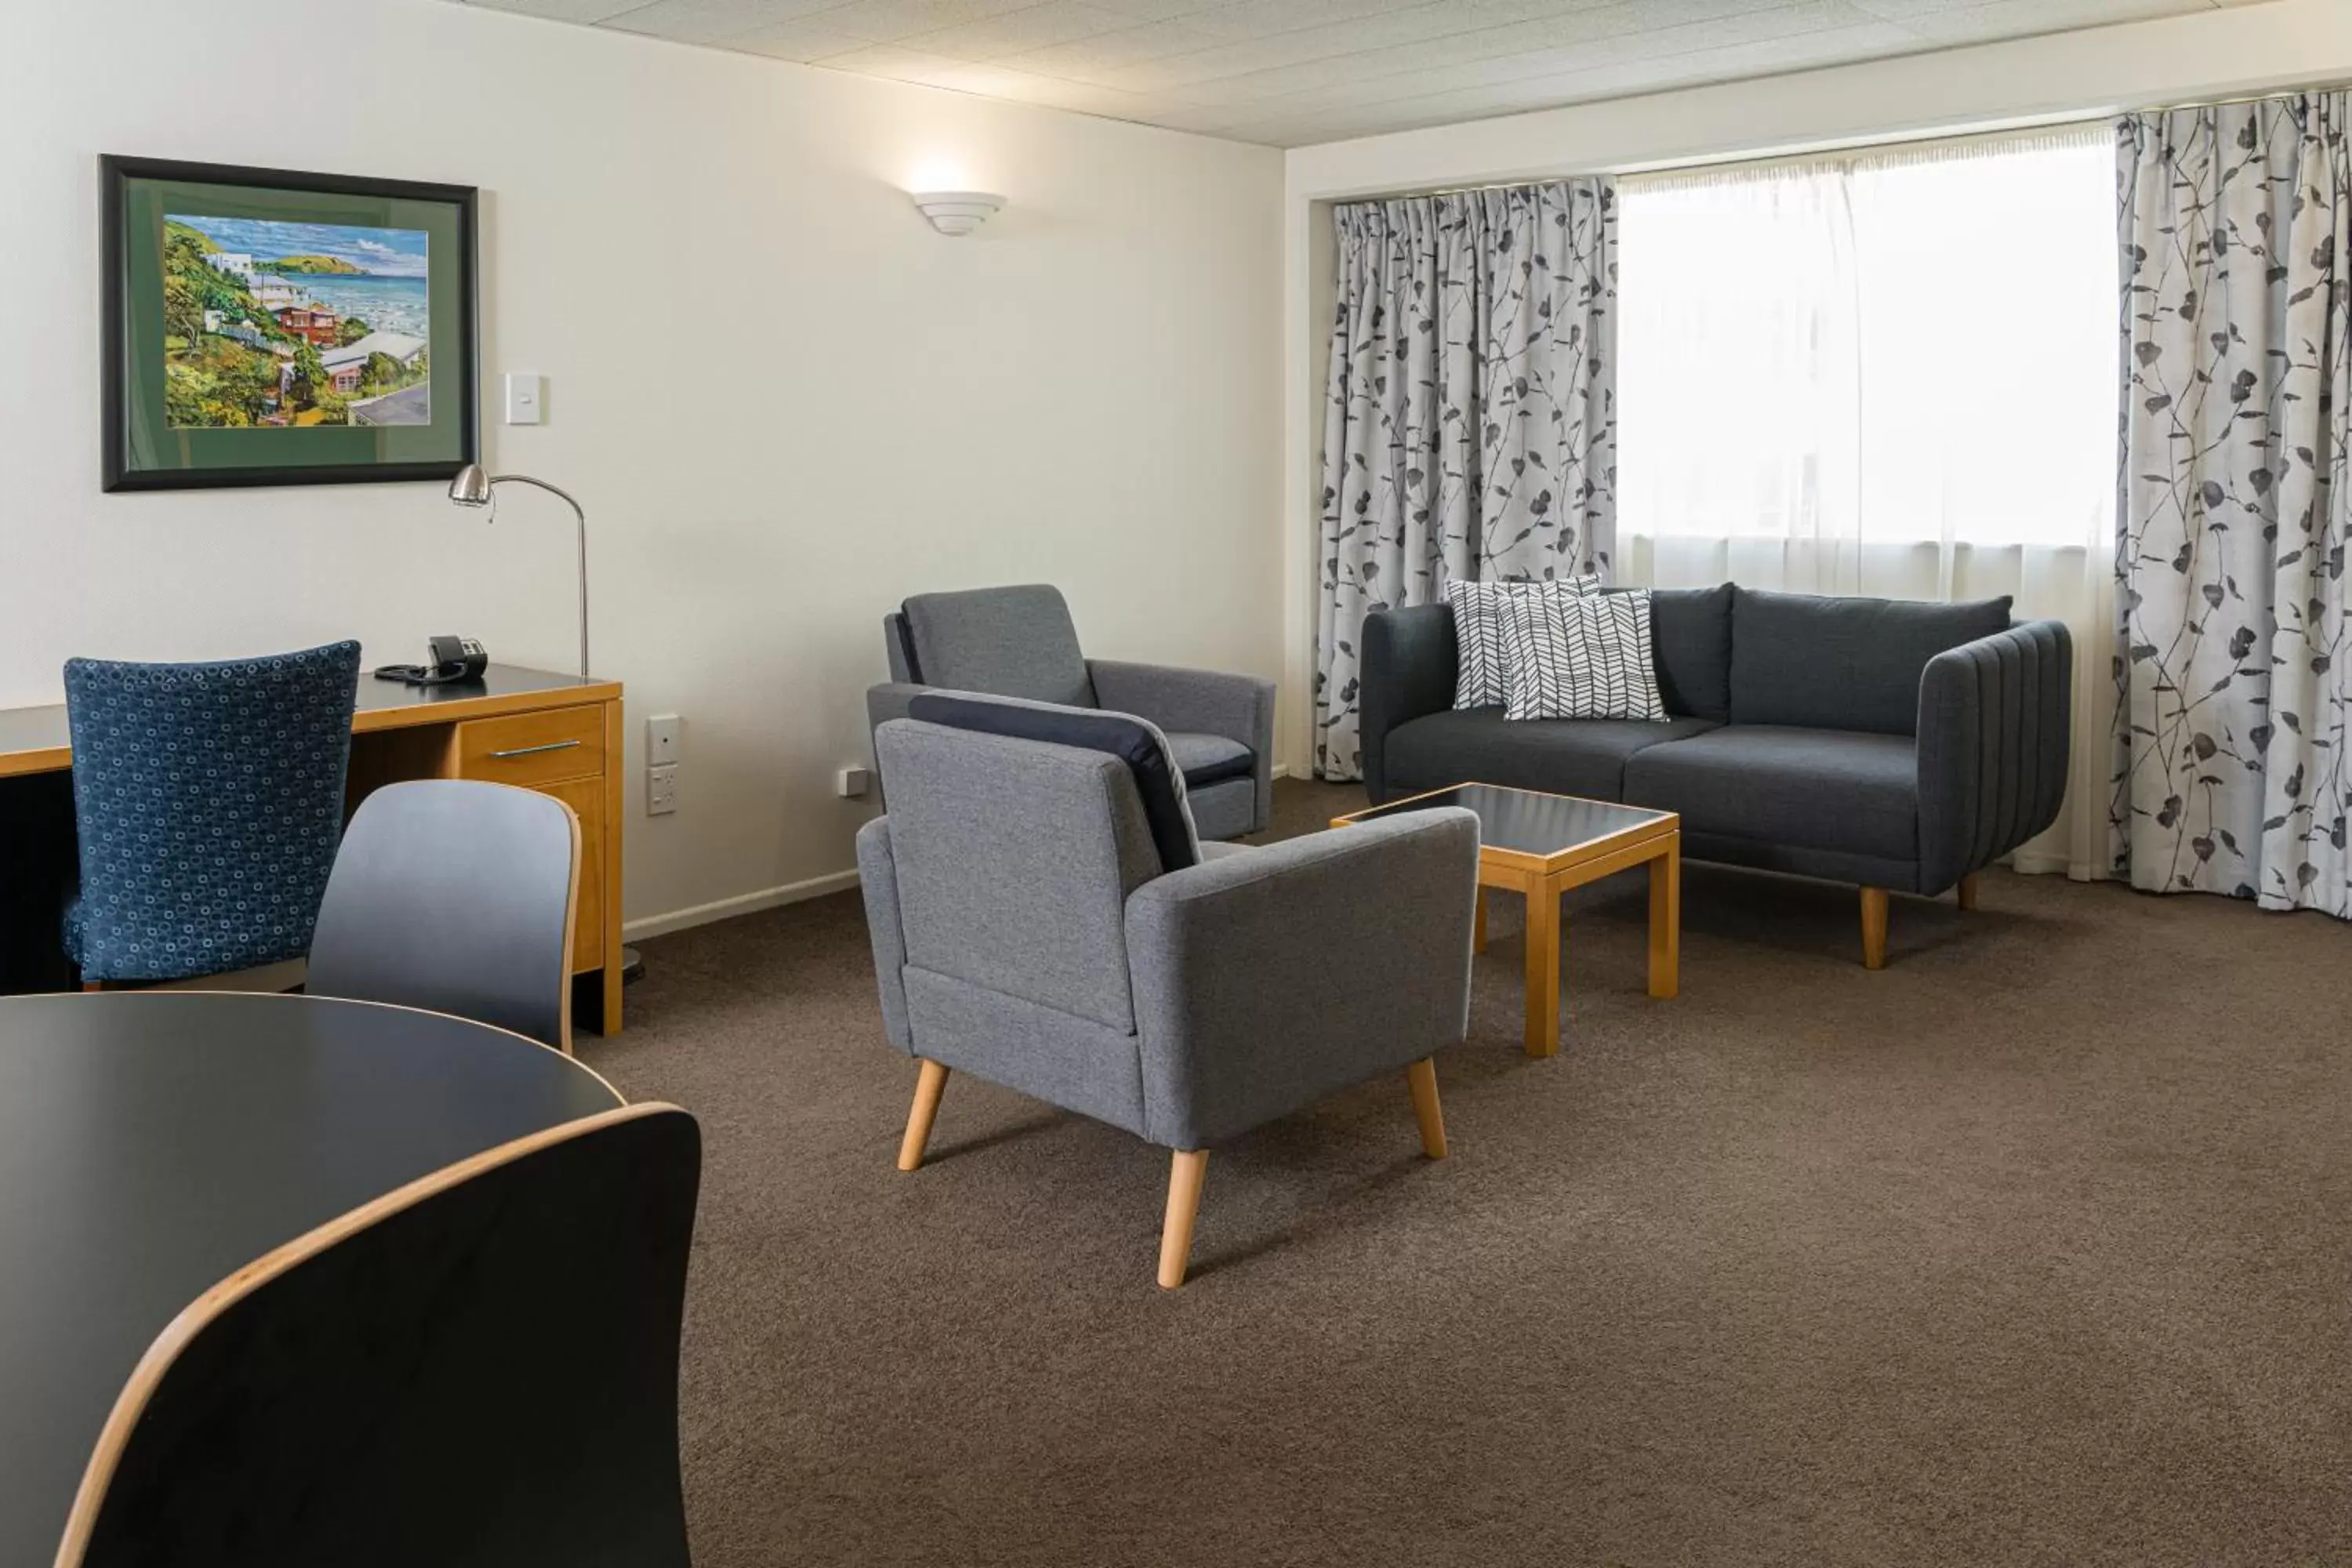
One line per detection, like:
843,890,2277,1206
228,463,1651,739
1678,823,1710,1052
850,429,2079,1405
866,584,1276,841
858,694,1478,1288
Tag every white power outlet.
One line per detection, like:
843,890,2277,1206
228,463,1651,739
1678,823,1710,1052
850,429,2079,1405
648,763,679,815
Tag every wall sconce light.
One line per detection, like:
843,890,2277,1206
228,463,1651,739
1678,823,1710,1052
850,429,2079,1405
911,190,1005,237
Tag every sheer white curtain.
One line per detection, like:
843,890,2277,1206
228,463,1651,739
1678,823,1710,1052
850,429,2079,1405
1617,127,2117,877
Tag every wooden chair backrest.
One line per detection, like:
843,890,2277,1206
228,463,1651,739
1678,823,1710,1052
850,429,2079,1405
56,1103,701,1568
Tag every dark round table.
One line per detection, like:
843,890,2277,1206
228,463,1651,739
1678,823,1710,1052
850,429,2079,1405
0,991,623,1568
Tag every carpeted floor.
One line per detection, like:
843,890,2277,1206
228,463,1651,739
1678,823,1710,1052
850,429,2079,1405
586,779,2352,1566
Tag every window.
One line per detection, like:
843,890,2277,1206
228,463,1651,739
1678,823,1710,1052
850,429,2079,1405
1617,127,2117,590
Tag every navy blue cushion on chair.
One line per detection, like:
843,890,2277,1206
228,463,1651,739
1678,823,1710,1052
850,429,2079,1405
906,691,1200,872
64,641,362,983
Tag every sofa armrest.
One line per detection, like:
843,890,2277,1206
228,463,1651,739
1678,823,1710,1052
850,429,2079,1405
1359,604,1458,801
1123,808,1479,1149
855,817,913,1052
1088,660,1273,751
1091,659,1276,833
1915,619,2072,895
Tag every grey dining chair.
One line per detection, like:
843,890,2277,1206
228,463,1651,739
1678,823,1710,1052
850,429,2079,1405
307,780,582,1053
860,694,1480,1287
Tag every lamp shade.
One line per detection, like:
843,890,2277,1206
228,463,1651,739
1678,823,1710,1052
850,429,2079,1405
448,463,493,507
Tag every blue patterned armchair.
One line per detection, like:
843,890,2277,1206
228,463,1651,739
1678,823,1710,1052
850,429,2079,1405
64,641,362,985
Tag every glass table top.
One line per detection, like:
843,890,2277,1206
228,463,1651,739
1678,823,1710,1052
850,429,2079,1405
1337,783,1675,860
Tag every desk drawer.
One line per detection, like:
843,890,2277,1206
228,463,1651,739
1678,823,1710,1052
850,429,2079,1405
452,705,604,786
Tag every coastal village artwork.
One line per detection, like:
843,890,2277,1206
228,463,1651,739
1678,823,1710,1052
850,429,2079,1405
161,215,430,428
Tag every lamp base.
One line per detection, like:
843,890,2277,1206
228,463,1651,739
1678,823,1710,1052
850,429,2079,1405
620,945,646,985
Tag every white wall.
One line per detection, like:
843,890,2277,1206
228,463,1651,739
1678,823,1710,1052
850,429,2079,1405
1277,0,2352,774
0,0,1284,931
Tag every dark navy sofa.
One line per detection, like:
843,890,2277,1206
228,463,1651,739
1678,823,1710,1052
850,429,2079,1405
1359,585,2071,967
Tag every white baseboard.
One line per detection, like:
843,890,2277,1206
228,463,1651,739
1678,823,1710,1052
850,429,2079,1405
1272,763,1292,780
624,868,862,941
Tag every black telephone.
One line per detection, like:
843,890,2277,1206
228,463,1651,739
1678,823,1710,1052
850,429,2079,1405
373,635,488,687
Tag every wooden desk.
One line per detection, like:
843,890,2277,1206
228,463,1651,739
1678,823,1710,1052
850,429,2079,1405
0,665,626,1033
0,992,624,1568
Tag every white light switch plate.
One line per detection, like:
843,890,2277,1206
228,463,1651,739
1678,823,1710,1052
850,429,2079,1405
503,372,544,425
647,763,678,815
646,713,681,764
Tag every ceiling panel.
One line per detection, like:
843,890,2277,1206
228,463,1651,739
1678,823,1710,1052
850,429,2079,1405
445,0,2270,146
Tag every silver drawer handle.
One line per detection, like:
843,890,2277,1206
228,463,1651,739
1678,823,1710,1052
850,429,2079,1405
489,739,583,759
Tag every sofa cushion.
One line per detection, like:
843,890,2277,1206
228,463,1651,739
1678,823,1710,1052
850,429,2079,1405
902,584,1096,708
1165,731,1253,788
1502,586,1668,722
1385,709,1719,801
1730,587,2012,736
1623,725,1920,862
1607,583,1732,723
1446,576,1596,709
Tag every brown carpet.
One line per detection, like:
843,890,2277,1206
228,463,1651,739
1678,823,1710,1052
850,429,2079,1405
586,779,2352,1567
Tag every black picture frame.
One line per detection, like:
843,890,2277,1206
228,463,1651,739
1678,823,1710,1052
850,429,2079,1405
100,155,479,492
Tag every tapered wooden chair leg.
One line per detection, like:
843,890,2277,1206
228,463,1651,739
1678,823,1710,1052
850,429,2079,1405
1158,1149,1210,1289
1956,873,1980,911
1406,1058,1447,1159
1860,887,1889,971
897,1059,949,1172
1472,887,1488,955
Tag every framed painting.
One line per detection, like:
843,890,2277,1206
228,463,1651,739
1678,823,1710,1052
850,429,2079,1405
100,156,478,492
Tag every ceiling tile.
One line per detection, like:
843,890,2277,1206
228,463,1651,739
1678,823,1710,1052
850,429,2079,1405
1165,0,1462,42
990,16,1231,74
1079,0,1232,16
800,0,1045,44
895,2,1139,59
601,0,833,43
1143,100,1281,132
723,16,878,56
1098,6,1504,93
808,42,976,80
1162,0,1891,107
933,67,1203,118
1189,0,1798,111
463,0,645,20
1880,0,2215,43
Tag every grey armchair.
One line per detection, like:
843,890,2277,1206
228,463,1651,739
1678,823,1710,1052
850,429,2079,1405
866,584,1276,840
858,701,1479,1287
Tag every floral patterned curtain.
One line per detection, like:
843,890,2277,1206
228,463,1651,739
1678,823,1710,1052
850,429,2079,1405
1314,181,1617,781
2114,96,2352,914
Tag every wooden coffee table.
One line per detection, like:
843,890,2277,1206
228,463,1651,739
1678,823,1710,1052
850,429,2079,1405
1334,782,1681,1058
